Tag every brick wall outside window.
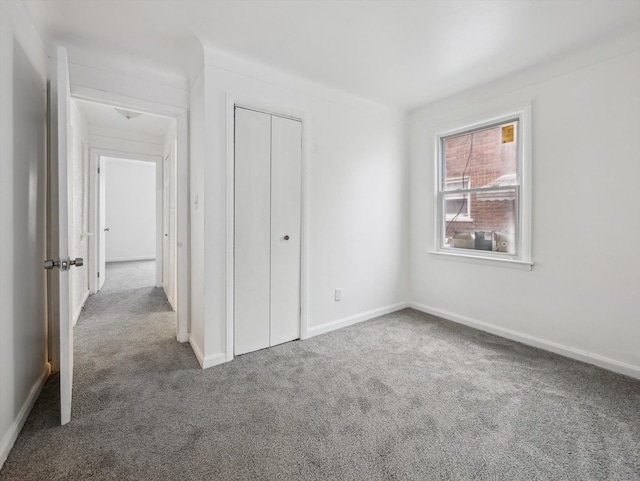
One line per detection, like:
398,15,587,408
444,123,517,238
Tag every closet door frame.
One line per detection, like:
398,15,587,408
225,94,310,362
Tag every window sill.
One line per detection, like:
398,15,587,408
427,250,533,271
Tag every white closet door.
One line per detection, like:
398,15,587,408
270,116,302,346
234,108,272,355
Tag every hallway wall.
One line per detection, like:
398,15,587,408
0,0,50,468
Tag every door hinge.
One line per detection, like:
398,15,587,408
98,167,101,174
97,272,100,278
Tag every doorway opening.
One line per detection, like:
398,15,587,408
99,156,161,294
62,95,188,345
66,97,181,330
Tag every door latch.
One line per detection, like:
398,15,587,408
44,258,83,270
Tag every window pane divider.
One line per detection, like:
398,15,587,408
441,185,519,195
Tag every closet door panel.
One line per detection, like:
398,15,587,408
234,108,272,355
270,116,302,346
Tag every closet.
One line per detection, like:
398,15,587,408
234,106,302,355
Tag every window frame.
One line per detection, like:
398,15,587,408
433,104,533,268
444,176,472,222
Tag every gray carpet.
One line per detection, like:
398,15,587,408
1,274,639,480
101,260,157,292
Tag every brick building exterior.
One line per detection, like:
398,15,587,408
443,122,518,251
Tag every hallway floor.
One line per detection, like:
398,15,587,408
102,259,157,292
0,260,191,480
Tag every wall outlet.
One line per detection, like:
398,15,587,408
335,288,341,301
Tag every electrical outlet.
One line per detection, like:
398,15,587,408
335,288,341,301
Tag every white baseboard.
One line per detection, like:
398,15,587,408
188,335,226,369
105,256,155,263
409,302,640,380
0,363,51,470
72,289,90,327
306,302,410,338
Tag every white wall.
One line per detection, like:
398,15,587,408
103,157,157,262
189,68,206,358
0,0,49,468
190,49,409,366
409,32,640,377
90,126,164,158
69,101,90,325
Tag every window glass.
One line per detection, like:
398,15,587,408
440,120,520,256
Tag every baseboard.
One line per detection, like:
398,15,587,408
105,257,155,263
188,335,226,369
306,302,410,338
72,289,90,327
409,302,640,380
0,363,51,470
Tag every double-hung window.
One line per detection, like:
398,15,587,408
436,106,532,265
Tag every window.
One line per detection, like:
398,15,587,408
435,107,531,264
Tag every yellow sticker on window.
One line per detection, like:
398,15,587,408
502,125,514,143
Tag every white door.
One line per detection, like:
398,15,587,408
56,46,74,425
163,153,170,292
98,158,106,290
270,116,302,346
234,108,271,354
234,107,302,355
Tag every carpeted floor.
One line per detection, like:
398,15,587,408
101,260,157,292
1,265,639,480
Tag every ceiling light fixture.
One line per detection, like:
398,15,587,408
115,108,142,120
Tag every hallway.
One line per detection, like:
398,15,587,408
0,261,196,480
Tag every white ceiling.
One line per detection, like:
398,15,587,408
74,99,174,137
22,0,640,110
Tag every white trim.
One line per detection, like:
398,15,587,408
77,88,190,345
427,250,533,270
225,94,311,361
105,256,156,263
433,104,532,264
409,302,640,380
189,335,226,369
0,363,50,470
72,289,90,327
306,302,410,338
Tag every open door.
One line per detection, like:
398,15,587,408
98,158,106,290
45,46,81,425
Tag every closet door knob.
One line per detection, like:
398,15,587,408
284,235,290,241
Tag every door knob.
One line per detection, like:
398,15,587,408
44,258,83,270
104,227,110,232
284,235,290,241
44,260,57,270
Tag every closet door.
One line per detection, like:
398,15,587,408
234,108,271,355
270,116,302,346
